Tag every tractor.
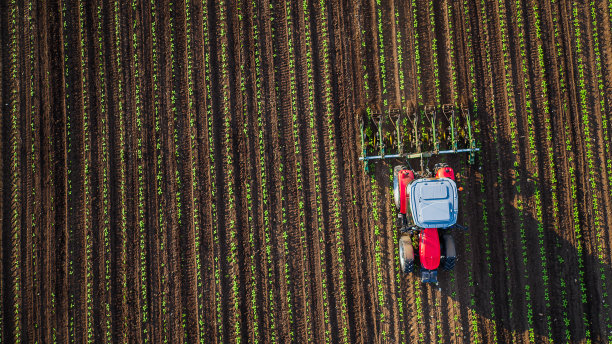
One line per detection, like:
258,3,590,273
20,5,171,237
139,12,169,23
359,104,478,283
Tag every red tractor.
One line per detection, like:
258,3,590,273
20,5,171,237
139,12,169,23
394,163,468,283
359,104,477,283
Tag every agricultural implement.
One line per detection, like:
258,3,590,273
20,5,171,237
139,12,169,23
359,104,478,283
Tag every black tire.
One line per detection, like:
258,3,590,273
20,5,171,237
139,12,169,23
399,236,414,273
393,165,407,210
443,257,456,271
441,233,456,271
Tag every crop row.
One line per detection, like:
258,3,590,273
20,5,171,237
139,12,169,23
148,0,171,340
513,0,553,338
317,0,349,340
460,0,479,340
94,2,113,341
112,1,130,339
8,0,22,342
129,0,150,340
247,0,265,340
571,2,609,340
269,3,296,340
586,2,612,337
494,0,536,340
76,1,94,341
61,2,76,341
392,7,406,340
301,0,332,340
284,0,313,340
549,0,585,340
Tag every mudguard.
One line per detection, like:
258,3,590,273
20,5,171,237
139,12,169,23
397,169,415,214
419,228,441,270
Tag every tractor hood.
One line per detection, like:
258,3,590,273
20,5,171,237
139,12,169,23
409,178,458,228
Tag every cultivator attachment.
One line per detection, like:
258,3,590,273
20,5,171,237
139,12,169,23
359,104,479,171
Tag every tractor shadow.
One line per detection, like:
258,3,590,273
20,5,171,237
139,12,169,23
410,140,612,343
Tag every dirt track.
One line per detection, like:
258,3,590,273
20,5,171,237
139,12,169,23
2,0,612,343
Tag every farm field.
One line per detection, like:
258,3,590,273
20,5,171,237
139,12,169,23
1,0,612,343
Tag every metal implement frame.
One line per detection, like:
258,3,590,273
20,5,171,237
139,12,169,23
359,104,479,171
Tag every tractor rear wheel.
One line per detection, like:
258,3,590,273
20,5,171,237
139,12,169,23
441,233,456,271
393,165,407,211
399,235,414,273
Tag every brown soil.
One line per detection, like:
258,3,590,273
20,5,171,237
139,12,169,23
1,0,612,343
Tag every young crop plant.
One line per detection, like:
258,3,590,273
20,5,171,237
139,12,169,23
8,0,22,341
130,0,150,340
317,0,349,340
149,0,170,340
587,5,612,335
95,2,113,341
112,1,129,339
61,3,77,341
218,0,243,337
548,2,571,336
248,0,265,341
512,0,552,338
571,3,608,339
427,0,440,105
494,0,537,340
25,0,41,340
302,0,331,339
77,1,94,341
410,0,422,105
460,0,479,340
183,0,205,341
472,1,498,340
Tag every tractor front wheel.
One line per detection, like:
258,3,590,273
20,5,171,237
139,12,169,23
399,235,414,273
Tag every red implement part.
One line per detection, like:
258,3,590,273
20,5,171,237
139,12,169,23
436,166,455,180
398,170,415,214
419,228,441,270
